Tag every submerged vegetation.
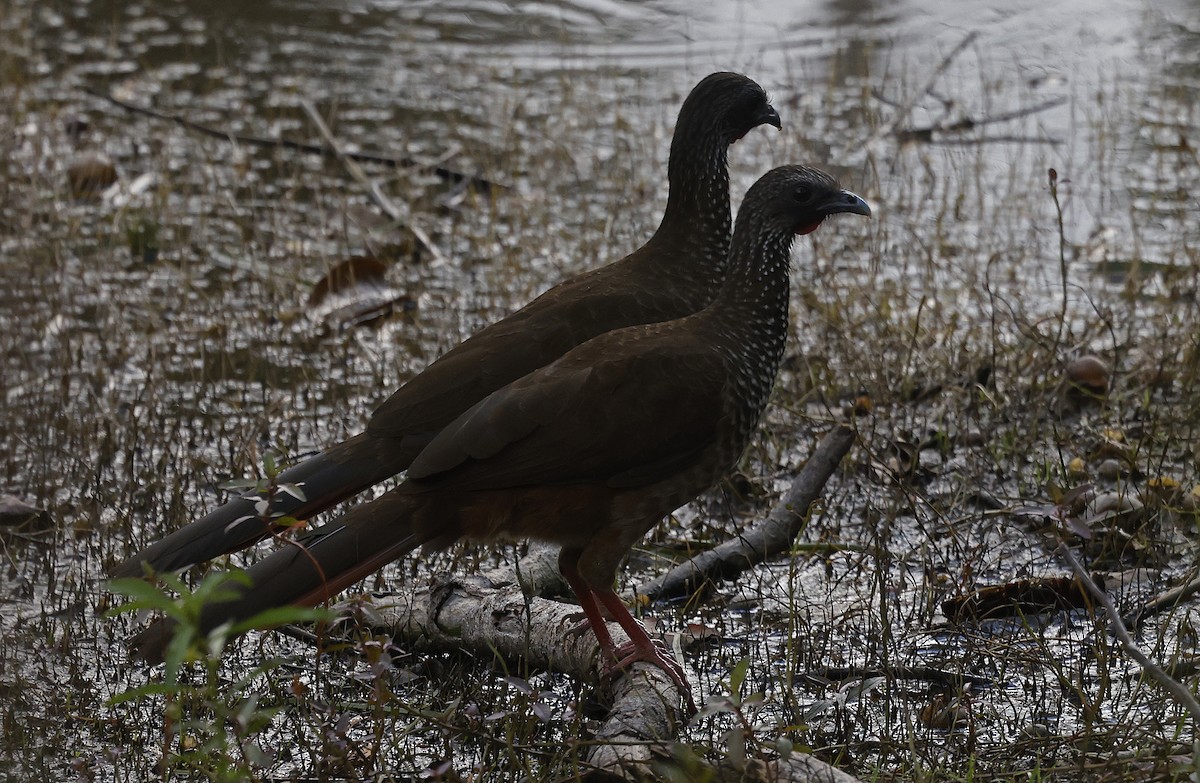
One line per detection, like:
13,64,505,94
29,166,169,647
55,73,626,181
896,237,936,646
1,0,1199,780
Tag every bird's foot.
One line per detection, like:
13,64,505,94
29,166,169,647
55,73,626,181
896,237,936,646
602,637,696,716
562,612,594,640
562,604,619,640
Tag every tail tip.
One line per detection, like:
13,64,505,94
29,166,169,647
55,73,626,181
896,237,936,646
128,620,173,666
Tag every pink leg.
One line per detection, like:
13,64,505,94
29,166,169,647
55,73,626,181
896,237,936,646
559,551,695,714
593,589,695,714
558,556,620,658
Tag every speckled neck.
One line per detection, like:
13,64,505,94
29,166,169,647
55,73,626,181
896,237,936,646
650,129,733,287
707,210,796,430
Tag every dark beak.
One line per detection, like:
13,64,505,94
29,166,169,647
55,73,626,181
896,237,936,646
820,189,871,218
757,103,783,131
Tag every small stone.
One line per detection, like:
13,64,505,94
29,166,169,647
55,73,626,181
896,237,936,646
960,429,985,447
67,152,117,197
1085,490,1145,523
0,495,50,529
1066,355,1110,397
1093,432,1130,460
1020,723,1054,741
1097,459,1123,481
1181,486,1200,513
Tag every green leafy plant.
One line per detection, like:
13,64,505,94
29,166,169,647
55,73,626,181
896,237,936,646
122,211,161,264
697,657,771,766
108,571,331,781
220,449,308,534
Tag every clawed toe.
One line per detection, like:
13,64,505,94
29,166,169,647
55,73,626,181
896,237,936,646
609,637,672,666
556,568,697,714
562,611,593,640
601,637,696,715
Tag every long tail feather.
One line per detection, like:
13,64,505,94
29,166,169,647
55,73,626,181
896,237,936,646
128,490,427,664
111,432,424,578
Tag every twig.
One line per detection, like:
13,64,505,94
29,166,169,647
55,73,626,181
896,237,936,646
871,40,1063,149
300,100,446,266
371,569,864,782
887,96,1066,144
946,96,1067,129
641,425,855,603
275,622,322,647
81,86,501,193
1058,542,1200,725
1122,569,1200,631
372,571,686,779
868,87,904,110
918,134,1063,146
807,665,993,688
1048,168,1069,354
867,31,979,145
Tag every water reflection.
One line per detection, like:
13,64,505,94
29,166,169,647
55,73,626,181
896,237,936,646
3,0,1200,776
61,0,1197,166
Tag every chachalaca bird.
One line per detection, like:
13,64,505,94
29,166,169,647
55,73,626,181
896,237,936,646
129,165,871,709
111,72,781,579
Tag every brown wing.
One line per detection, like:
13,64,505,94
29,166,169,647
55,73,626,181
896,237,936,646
366,254,693,442
404,326,729,493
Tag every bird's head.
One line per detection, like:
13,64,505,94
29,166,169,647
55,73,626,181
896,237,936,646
742,165,871,236
677,72,782,146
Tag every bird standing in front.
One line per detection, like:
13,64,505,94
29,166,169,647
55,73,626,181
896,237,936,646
111,72,781,580
128,166,871,712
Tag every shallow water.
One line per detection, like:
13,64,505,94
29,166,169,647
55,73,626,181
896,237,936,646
2,0,1199,778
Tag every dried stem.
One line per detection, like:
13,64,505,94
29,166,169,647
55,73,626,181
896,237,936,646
1059,542,1200,747
300,100,446,265
82,86,500,192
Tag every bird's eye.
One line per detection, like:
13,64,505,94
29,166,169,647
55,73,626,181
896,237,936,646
793,186,812,203
727,96,761,131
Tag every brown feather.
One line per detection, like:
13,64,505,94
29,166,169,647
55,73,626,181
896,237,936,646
112,72,781,579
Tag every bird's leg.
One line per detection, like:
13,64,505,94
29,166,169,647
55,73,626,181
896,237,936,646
593,588,695,714
560,549,695,713
562,603,616,635
562,576,620,655
558,551,620,649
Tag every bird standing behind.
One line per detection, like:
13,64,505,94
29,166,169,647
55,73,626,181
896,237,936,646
129,165,872,710
112,72,782,579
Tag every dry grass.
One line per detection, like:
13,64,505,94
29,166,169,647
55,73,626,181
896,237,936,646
2,3,1200,781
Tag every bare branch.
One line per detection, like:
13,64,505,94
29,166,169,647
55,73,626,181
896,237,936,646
642,425,855,603
300,100,446,265
371,570,683,780
808,665,993,688
370,566,864,782
867,33,1062,148
950,96,1067,128
1058,542,1200,724
868,31,979,144
1122,569,1200,632
918,134,1062,146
